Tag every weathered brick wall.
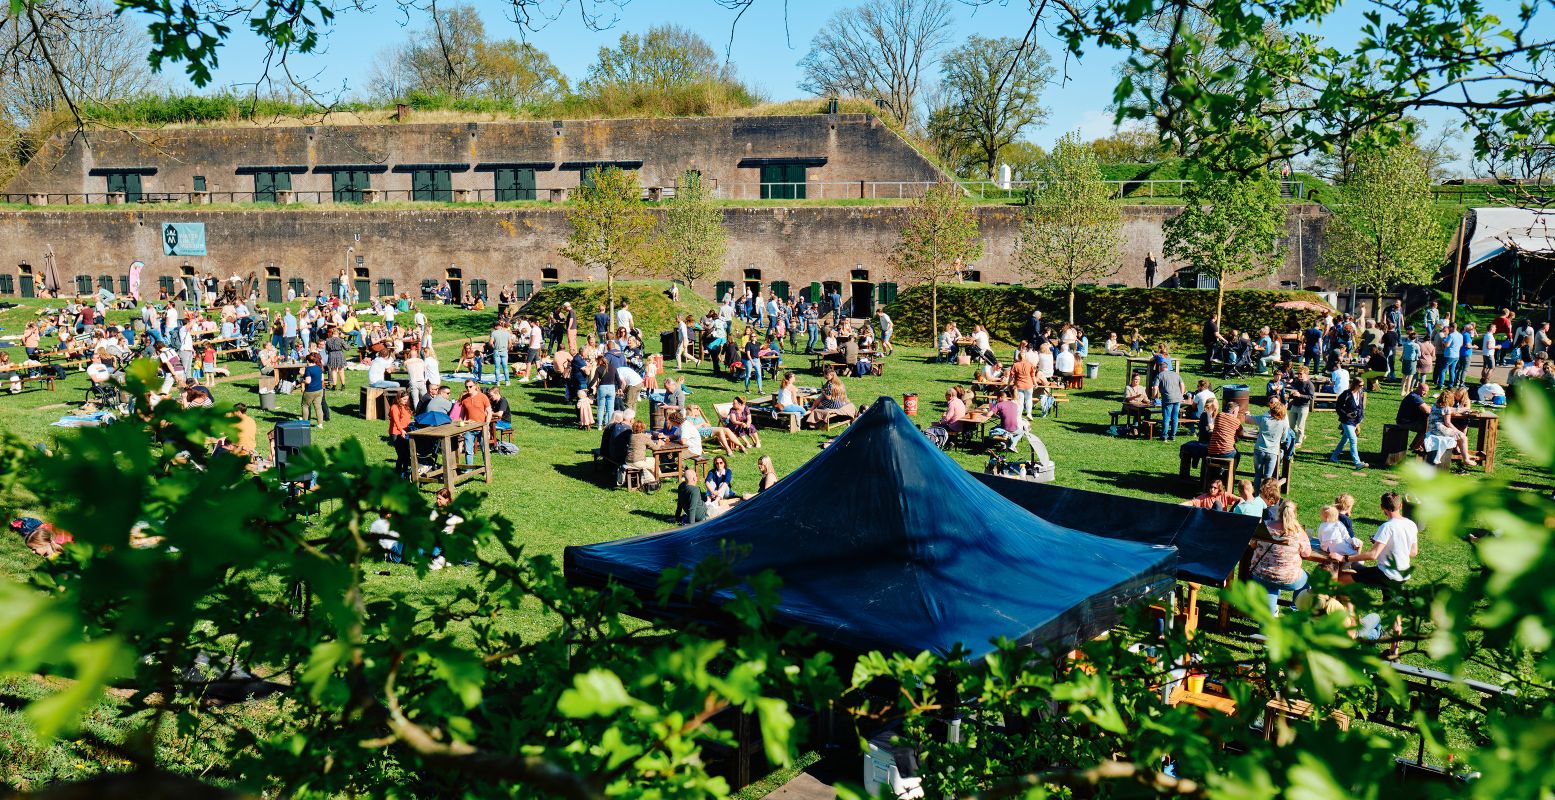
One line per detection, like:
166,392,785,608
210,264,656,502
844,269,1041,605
5,115,944,200
0,204,1329,300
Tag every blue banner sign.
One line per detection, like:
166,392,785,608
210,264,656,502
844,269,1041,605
161,222,207,256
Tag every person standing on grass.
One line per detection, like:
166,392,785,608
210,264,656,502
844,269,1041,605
489,321,512,387
1247,399,1290,485
1329,377,1366,469
388,391,413,477
1151,362,1186,442
876,308,894,356
591,353,619,429
300,353,325,428
616,300,634,336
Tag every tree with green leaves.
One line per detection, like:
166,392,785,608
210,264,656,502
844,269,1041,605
651,171,726,292
366,3,567,104
1014,133,1122,324
929,34,1053,180
1320,143,1449,313
560,166,654,325
1163,171,1286,319
887,182,983,338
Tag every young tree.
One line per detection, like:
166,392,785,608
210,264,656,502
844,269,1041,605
1320,143,1448,313
366,3,566,104
887,182,983,339
930,34,1053,180
1014,134,1122,323
798,0,953,128
560,166,654,325
651,171,726,292
1163,171,1286,319
585,24,733,91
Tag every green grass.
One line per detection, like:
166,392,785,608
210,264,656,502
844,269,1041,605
1,289,1550,790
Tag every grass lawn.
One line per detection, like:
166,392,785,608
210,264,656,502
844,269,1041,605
0,292,1549,790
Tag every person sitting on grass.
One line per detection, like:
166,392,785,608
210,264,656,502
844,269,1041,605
725,396,762,450
705,455,734,500
1181,479,1228,511
676,465,707,525
1231,479,1266,517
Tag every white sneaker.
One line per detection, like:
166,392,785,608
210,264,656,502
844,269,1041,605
430,556,446,570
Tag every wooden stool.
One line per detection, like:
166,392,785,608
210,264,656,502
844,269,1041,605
1379,423,1412,466
621,467,643,491
1202,456,1237,492
361,386,385,420
1138,420,1157,440
496,425,514,444
688,454,710,482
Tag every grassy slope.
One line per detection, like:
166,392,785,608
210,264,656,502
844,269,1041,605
0,288,1549,789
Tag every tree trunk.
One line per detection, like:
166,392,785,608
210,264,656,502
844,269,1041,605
1068,283,1076,326
930,277,939,349
607,270,615,334
1214,272,1226,320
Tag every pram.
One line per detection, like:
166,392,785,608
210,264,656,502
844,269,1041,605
983,436,1055,483
1216,341,1254,378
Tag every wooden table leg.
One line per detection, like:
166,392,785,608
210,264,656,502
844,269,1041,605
1481,417,1497,474
442,435,455,495
481,424,491,483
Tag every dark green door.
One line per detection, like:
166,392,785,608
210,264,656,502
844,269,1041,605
412,170,452,202
495,168,536,201
254,171,291,202
759,165,806,200
19,273,34,298
106,173,143,202
377,279,395,298
266,278,282,302
355,277,372,299
332,171,369,203
0,275,13,295
714,280,735,302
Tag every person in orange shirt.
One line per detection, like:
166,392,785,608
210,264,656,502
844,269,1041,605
1008,355,1038,419
457,379,491,466
388,391,414,477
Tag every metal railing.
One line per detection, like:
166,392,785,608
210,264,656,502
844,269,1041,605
3,178,1324,207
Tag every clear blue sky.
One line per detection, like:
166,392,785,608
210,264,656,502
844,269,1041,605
165,0,1482,170
177,0,1129,148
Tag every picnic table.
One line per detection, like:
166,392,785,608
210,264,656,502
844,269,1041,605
648,438,689,480
408,421,491,494
1124,356,1156,388
274,362,305,385
1450,410,1500,473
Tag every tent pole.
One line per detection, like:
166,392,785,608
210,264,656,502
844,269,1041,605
1451,215,1467,324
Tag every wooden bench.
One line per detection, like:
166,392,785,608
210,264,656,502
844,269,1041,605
7,373,56,392
1311,391,1339,410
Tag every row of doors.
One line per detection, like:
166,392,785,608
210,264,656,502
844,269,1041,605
712,280,898,317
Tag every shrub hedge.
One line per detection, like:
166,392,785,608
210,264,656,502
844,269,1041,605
885,284,1330,350
517,280,716,342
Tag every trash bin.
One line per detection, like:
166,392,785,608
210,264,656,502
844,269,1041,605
259,390,276,412
1085,362,1100,379
903,393,918,416
659,330,677,357
1222,384,1250,414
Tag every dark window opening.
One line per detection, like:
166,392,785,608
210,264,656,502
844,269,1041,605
254,171,292,202
193,175,207,192
850,279,875,317
743,268,762,298
759,164,806,200
332,171,371,203
494,168,536,201
354,263,371,300
445,267,463,299
411,169,452,202
540,267,559,288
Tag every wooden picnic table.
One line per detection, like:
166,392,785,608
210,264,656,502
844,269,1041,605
408,421,491,494
274,362,305,384
1450,410,1500,473
648,438,689,480
1124,356,1156,389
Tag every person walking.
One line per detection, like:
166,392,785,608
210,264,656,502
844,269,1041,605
1144,252,1157,288
1329,377,1366,470
489,320,512,386
300,353,326,428
1151,362,1186,441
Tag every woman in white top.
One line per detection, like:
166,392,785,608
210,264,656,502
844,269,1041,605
776,372,805,413
1036,344,1054,379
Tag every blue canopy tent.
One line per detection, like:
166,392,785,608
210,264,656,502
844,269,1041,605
970,474,1260,586
565,398,1177,659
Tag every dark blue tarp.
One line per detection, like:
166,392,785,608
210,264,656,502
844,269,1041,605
565,398,1178,659
971,474,1259,587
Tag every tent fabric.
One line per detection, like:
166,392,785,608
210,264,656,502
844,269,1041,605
970,474,1259,586
565,398,1177,659
1467,207,1555,269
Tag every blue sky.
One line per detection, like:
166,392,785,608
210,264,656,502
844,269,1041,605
164,0,1484,170
178,0,1130,147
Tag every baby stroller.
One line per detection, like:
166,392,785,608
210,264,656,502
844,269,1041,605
1219,341,1254,378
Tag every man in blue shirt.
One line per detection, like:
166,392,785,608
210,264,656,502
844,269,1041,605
282,308,298,355
1442,323,1464,387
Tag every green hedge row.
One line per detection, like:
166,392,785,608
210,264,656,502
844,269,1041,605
885,284,1330,350
517,280,717,342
